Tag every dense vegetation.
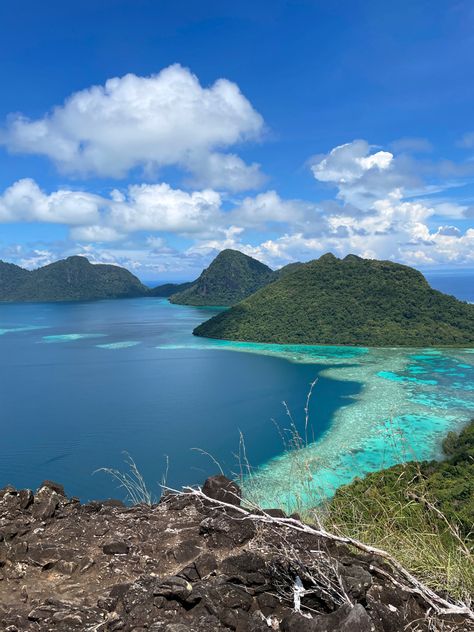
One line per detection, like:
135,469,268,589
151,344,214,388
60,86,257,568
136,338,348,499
170,248,275,306
324,420,474,598
328,420,474,539
273,261,303,278
0,256,148,302
194,253,474,346
148,281,194,297
0,261,31,296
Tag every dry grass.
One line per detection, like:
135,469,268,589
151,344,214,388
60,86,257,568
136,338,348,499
323,471,474,604
95,452,159,505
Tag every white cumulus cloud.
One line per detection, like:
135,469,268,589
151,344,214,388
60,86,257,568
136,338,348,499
106,183,223,234
1,64,265,190
0,178,101,225
1,138,474,273
69,225,125,242
307,140,474,267
185,152,265,191
231,190,314,226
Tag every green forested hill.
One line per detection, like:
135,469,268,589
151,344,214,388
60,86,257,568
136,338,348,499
194,253,474,346
0,261,31,297
0,256,148,302
148,281,195,297
170,249,275,306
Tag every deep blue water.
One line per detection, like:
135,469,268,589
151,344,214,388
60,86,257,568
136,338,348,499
425,271,474,303
0,299,360,501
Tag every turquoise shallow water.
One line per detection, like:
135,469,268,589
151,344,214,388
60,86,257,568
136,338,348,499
173,339,474,511
0,297,473,509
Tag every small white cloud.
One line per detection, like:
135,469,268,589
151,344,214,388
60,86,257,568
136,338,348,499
186,226,246,257
232,190,312,226
18,249,57,270
435,225,462,237
357,151,393,171
430,201,469,219
70,225,124,242
107,183,223,234
311,140,393,185
0,178,100,225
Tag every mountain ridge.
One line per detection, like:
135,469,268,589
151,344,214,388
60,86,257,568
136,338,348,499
169,248,275,306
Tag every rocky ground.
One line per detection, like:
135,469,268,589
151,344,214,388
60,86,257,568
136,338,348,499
0,477,472,632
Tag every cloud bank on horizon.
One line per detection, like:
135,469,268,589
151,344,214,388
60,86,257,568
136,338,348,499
1,64,473,277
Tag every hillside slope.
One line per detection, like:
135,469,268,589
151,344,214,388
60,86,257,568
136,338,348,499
194,253,474,346
0,261,31,296
170,249,275,306
0,256,148,302
329,419,474,540
324,420,474,601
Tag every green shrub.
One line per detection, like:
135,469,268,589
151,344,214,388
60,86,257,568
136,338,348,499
323,420,474,600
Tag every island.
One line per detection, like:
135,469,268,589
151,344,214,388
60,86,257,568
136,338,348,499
194,253,474,347
0,256,148,302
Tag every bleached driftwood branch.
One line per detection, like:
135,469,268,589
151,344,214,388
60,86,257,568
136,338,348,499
167,485,474,622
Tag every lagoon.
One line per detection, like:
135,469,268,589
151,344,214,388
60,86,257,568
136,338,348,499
0,297,473,509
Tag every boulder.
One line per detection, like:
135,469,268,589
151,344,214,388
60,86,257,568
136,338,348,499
40,480,66,496
153,576,193,601
199,512,256,547
31,488,60,521
282,604,373,632
341,564,373,599
202,475,241,506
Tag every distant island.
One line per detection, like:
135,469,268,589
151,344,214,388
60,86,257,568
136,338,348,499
169,249,275,306
3,251,474,348
148,281,194,298
194,253,474,347
0,256,148,302
0,250,275,305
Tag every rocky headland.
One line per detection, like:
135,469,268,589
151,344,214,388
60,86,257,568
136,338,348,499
0,477,471,632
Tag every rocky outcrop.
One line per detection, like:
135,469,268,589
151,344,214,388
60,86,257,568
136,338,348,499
0,478,470,631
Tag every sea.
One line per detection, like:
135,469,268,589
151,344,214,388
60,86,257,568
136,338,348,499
0,271,473,511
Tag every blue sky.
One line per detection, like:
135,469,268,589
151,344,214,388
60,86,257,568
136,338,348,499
0,0,473,280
